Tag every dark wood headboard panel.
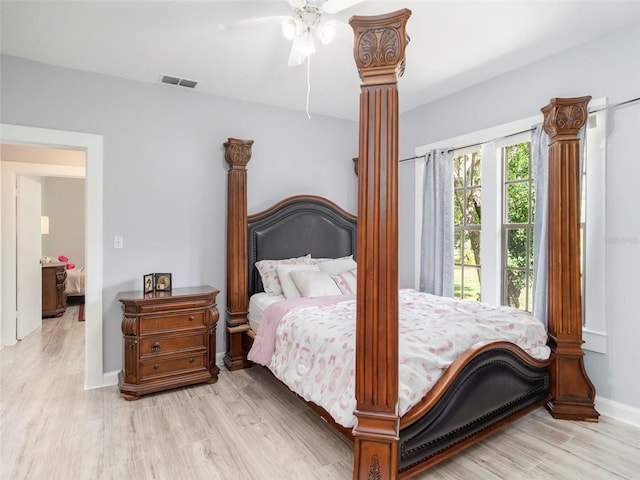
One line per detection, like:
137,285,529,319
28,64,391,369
247,195,357,298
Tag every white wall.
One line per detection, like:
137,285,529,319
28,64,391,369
399,22,640,413
0,54,359,373
42,177,86,267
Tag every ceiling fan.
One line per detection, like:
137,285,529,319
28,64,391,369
219,0,364,67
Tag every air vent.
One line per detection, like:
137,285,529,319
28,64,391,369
160,74,198,89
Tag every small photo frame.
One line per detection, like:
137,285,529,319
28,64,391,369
143,273,154,294
154,273,172,291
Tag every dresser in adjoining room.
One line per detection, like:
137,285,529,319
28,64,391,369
42,263,67,317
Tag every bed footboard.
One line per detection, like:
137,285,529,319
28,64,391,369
398,343,550,478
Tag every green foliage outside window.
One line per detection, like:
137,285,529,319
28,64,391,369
503,142,534,311
453,152,482,301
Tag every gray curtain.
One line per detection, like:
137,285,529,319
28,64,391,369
531,124,549,327
420,149,454,297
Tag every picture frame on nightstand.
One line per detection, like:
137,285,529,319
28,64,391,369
143,273,154,294
154,273,172,291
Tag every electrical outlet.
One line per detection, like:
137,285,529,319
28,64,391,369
114,235,124,249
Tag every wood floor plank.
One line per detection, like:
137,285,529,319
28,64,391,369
2,306,639,480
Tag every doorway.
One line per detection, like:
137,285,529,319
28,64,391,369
0,124,106,389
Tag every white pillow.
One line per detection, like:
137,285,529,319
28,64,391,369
276,264,320,299
255,255,311,295
331,268,357,295
316,255,357,275
290,270,342,297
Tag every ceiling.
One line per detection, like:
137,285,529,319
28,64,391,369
2,1,640,121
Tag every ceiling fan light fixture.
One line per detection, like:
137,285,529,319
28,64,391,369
281,17,298,40
296,30,316,57
318,20,337,45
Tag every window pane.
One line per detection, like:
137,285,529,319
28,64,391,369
505,143,530,181
506,228,528,268
506,183,530,223
531,182,536,219
454,190,464,226
454,230,462,264
454,265,462,299
529,231,534,270
463,266,481,301
469,152,481,186
466,188,481,225
465,230,481,266
504,268,526,309
454,156,464,187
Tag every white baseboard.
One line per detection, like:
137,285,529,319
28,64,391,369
100,370,119,388
596,395,640,428
216,351,225,367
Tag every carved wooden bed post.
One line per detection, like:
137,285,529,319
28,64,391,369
350,10,411,480
541,97,599,421
223,138,254,371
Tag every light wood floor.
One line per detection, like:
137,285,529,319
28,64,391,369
1,307,639,480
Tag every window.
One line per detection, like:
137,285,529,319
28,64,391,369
453,152,482,301
502,142,534,311
415,101,607,352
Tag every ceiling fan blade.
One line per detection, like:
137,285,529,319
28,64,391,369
322,0,365,14
218,16,288,31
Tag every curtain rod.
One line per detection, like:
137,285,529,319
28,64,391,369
399,95,640,163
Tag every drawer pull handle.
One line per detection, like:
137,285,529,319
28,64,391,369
153,364,159,370
151,342,161,352
189,315,195,321
189,357,194,364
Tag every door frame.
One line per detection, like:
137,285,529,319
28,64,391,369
1,123,105,389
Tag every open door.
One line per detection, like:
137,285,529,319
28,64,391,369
16,175,43,339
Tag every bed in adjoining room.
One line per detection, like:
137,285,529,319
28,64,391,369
64,266,85,304
220,9,598,480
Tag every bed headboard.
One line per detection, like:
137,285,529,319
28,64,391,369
247,195,357,297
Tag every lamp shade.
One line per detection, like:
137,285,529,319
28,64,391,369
41,216,49,235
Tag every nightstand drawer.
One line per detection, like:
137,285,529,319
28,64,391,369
140,352,206,380
140,312,205,334
140,333,206,356
138,300,208,314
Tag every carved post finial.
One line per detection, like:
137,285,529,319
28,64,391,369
351,9,411,85
541,96,591,139
224,137,254,170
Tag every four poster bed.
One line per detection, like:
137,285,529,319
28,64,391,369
222,9,598,480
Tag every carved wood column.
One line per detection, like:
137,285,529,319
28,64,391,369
223,138,254,370
350,10,411,480
541,97,599,421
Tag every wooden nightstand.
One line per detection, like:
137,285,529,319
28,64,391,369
42,263,67,317
117,286,220,400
